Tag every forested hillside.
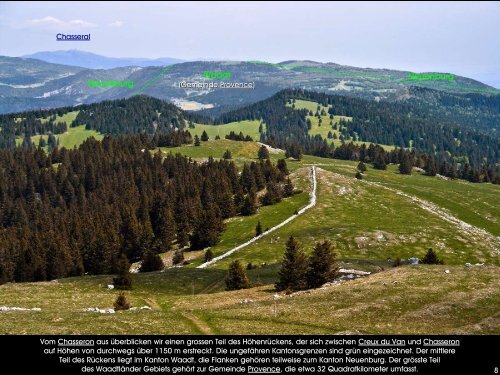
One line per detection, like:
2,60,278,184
1,91,498,183
0,96,211,149
219,89,499,168
0,135,291,283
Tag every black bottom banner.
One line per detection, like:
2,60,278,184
4,335,498,374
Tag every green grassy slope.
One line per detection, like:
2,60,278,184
22,125,104,149
16,111,104,149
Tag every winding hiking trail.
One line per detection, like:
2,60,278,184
197,166,317,268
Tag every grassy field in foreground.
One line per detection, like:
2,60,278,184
0,265,498,334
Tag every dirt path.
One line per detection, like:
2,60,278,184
197,166,317,268
180,311,214,335
362,179,500,249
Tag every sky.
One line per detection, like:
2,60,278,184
1,1,499,87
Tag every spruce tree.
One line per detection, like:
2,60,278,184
261,182,282,206
172,250,185,265
201,130,209,142
283,178,294,197
240,163,256,193
141,249,164,272
425,158,437,176
223,149,232,159
113,253,132,290
373,153,387,170
255,220,263,236
258,145,270,160
275,236,308,292
306,241,339,289
421,248,444,265
114,292,131,311
190,205,225,249
399,153,413,175
277,159,289,175
194,135,201,146
155,206,176,251
204,249,214,263
241,192,257,216
225,260,249,291
357,161,367,172
251,162,266,190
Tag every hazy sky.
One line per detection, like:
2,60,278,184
1,1,499,87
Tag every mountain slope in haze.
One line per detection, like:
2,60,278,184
1,55,498,116
23,50,185,69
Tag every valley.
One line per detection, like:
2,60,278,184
0,87,498,336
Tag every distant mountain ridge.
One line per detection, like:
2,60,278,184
22,50,185,69
0,53,498,115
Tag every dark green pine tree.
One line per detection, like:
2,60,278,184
223,149,232,159
240,163,256,193
21,134,34,149
373,153,387,170
194,134,201,146
114,292,131,311
275,236,308,292
251,162,266,190
155,206,176,251
424,158,437,176
47,134,57,151
283,178,294,197
113,253,132,290
140,249,164,272
261,182,282,206
204,249,214,263
255,220,263,236
201,130,209,142
190,205,225,250
258,145,270,160
277,159,289,175
399,153,413,175
38,137,47,148
421,248,444,265
172,250,185,265
241,193,257,216
225,260,250,291
306,240,339,289
233,184,245,213
357,161,367,172
121,213,143,262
